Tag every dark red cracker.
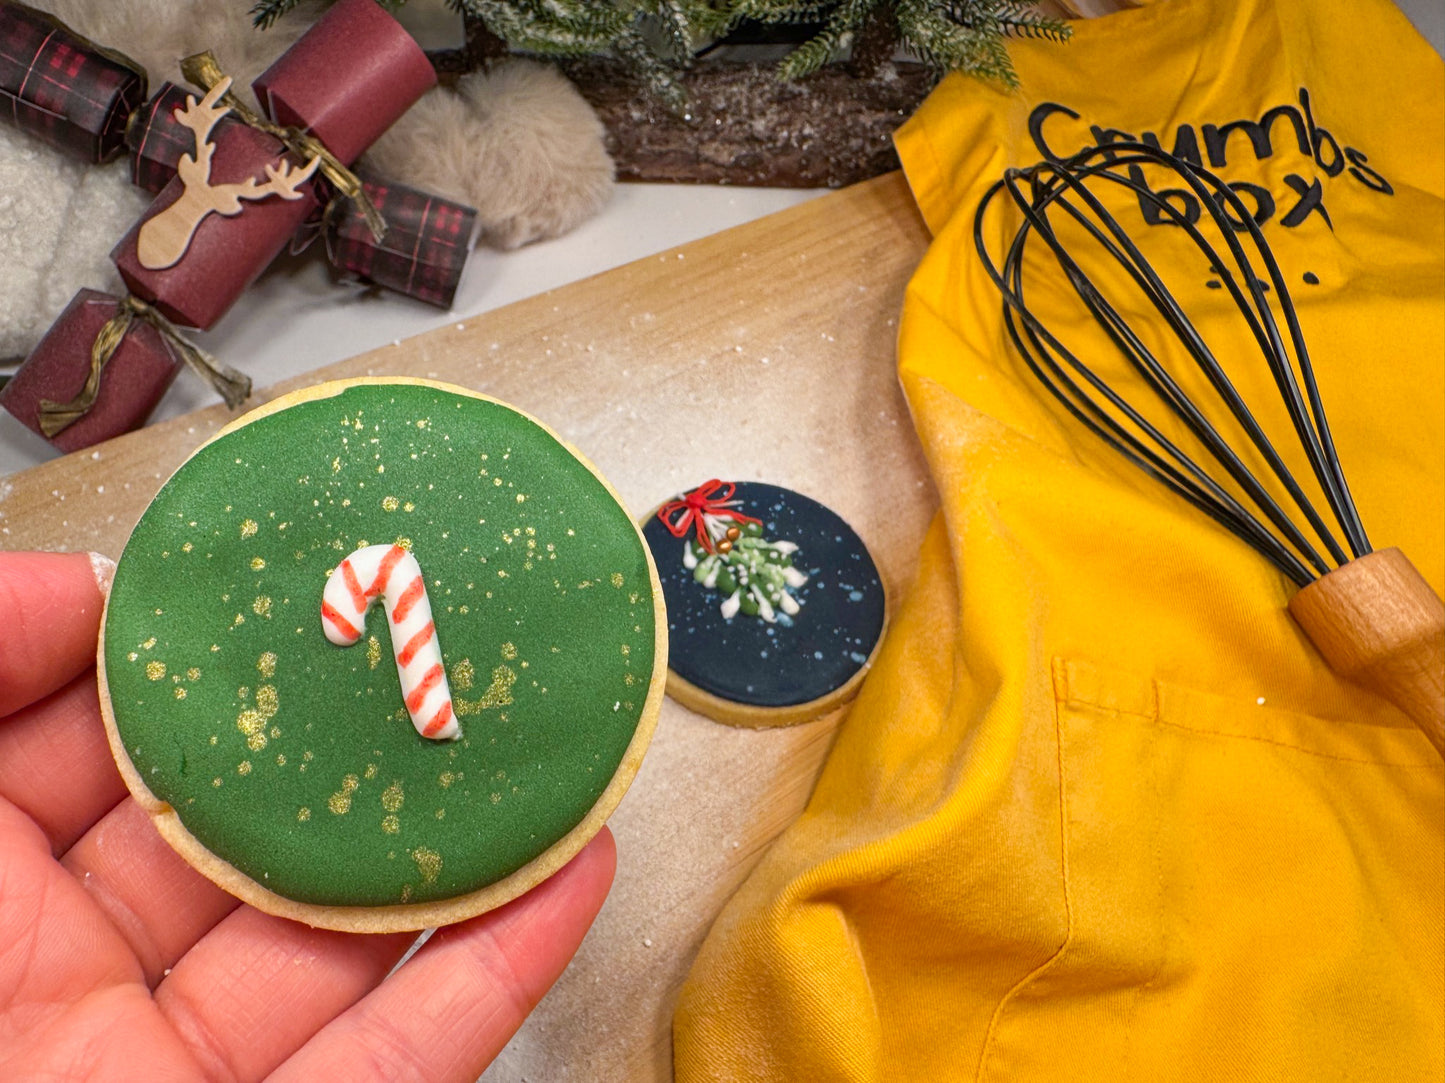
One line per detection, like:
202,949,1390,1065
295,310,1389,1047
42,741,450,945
125,82,253,193
0,289,182,452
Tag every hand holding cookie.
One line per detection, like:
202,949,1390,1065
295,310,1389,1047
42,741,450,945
0,549,614,1080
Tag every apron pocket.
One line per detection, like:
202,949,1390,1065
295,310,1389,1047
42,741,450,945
978,658,1443,1082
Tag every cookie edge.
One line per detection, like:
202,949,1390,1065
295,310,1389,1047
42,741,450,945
641,493,888,729
97,376,668,932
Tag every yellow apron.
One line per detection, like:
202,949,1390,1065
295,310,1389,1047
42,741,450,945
674,0,1444,1077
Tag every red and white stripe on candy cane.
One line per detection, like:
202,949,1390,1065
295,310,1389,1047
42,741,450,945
322,543,459,740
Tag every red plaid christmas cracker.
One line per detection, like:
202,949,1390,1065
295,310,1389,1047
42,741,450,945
130,86,478,310
114,0,437,329
317,175,477,309
125,82,203,193
0,289,184,453
0,0,147,163
3,0,439,451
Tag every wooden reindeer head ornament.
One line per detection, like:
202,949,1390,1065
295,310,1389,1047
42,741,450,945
136,78,320,270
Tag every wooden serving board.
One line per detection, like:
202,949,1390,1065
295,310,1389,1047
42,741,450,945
0,171,937,1081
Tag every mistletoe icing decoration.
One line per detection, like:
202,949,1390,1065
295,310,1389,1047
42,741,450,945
658,480,809,622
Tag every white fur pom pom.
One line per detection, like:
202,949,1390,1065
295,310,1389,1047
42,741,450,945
363,59,614,250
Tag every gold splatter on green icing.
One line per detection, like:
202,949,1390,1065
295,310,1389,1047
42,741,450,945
237,710,266,751
381,781,404,813
236,685,280,752
240,519,258,538
456,666,516,716
187,667,202,681
257,652,277,679
500,642,517,661
412,847,442,884
102,383,658,909
329,774,361,815
146,661,167,681
450,659,475,691
481,665,516,707
252,596,272,617
174,687,187,700
238,761,252,775
611,572,624,588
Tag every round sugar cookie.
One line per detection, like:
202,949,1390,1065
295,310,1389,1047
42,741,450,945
642,479,886,728
99,378,665,932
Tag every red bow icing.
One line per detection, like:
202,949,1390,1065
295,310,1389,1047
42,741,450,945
657,479,761,553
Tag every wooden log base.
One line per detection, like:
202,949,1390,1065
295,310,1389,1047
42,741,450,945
562,58,936,188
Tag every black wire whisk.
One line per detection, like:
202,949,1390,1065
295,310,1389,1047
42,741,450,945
972,141,1443,754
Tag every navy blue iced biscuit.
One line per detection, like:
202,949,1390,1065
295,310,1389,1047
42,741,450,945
643,480,886,726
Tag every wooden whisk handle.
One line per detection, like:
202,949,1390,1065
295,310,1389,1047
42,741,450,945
1288,548,1445,758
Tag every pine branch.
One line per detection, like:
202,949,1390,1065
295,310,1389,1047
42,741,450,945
250,0,303,29
249,0,1067,103
612,25,690,106
991,0,1071,41
775,0,875,78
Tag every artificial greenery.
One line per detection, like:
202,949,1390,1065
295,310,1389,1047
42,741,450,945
684,519,808,622
250,0,1069,96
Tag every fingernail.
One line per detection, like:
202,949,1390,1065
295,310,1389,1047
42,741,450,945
89,551,116,597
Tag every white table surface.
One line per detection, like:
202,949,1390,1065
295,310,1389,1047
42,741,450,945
0,183,824,476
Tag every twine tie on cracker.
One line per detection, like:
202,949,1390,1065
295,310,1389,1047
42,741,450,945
658,480,762,553
289,194,347,261
180,51,386,243
37,295,251,437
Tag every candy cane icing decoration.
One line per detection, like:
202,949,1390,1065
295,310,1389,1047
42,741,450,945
322,544,458,740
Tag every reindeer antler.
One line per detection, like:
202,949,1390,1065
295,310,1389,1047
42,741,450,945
136,77,322,271
173,77,234,191
216,155,321,211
